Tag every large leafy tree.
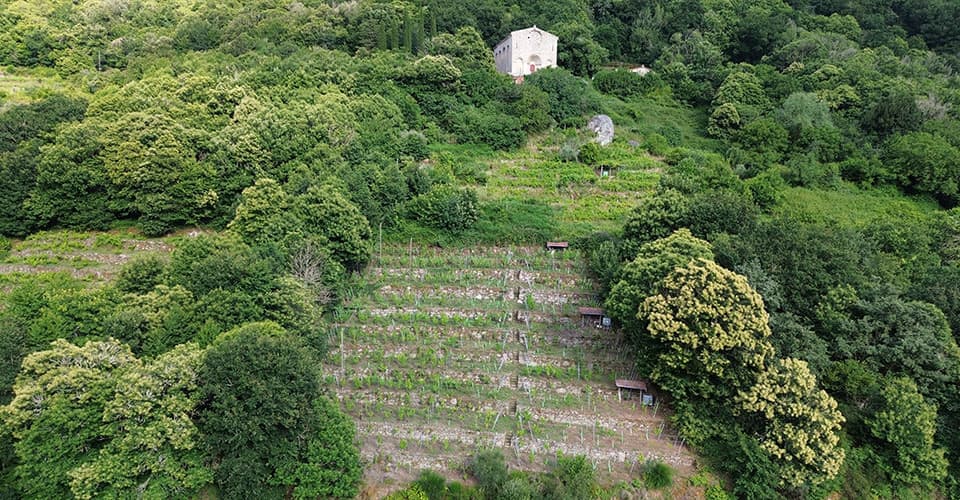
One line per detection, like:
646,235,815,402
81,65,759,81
296,184,373,271
866,376,949,489
101,112,218,235
2,339,214,499
640,259,775,400
2,339,136,499
606,229,713,337
883,131,960,206
737,357,846,488
196,322,360,499
68,343,213,499
228,178,302,247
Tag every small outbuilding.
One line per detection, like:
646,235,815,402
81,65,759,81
578,306,611,328
615,379,648,402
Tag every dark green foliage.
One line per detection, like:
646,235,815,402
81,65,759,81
0,96,87,236
0,317,28,404
525,68,600,126
406,185,480,232
27,122,115,231
744,169,787,209
867,376,948,488
622,189,690,251
714,217,875,320
702,430,780,500
543,454,596,500
642,460,674,489
414,470,448,499
451,106,525,150
862,89,923,138
884,132,960,205
593,70,661,99
814,286,960,408
687,189,758,239
411,470,480,500
0,95,87,155
115,255,167,295
297,184,374,271
469,450,508,500
512,85,553,133
167,234,275,297
198,322,360,499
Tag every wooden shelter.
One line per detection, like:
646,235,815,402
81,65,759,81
595,165,616,178
578,306,610,328
615,379,650,402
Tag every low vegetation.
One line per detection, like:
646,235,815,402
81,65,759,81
2,0,960,498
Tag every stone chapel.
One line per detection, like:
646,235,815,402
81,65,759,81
493,26,558,77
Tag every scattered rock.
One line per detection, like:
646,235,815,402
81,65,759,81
587,114,615,146
628,139,640,147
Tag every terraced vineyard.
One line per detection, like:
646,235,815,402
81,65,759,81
326,244,696,487
0,229,179,295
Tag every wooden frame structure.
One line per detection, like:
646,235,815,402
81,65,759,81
615,379,648,402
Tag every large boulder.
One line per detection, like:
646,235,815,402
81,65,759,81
587,114,614,146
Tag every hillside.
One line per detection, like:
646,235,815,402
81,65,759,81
333,244,694,491
3,0,960,498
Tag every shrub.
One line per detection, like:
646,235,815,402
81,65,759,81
451,106,525,150
413,470,447,500
406,186,480,232
643,133,670,156
469,450,508,500
398,130,431,160
116,255,167,295
525,68,600,126
578,142,603,165
593,69,655,98
643,460,674,490
0,236,10,258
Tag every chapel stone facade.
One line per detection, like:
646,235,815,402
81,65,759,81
493,26,558,77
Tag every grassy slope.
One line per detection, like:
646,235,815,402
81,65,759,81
1,87,947,495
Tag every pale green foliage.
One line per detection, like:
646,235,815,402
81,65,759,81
429,26,493,69
408,55,462,86
737,358,845,488
606,229,712,334
641,259,775,399
778,92,834,137
2,339,212,499
228,178,301,246
867,377,948,487
69,343,212,499
2,339,137,499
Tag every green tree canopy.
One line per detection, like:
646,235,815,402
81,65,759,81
640,259,775,400
606,229,713,336
196,322,360,499
866,376,949,488
737,357,846,489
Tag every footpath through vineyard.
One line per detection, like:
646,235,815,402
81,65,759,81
326,244,696,487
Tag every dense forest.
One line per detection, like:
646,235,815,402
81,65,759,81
1,0,960,498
